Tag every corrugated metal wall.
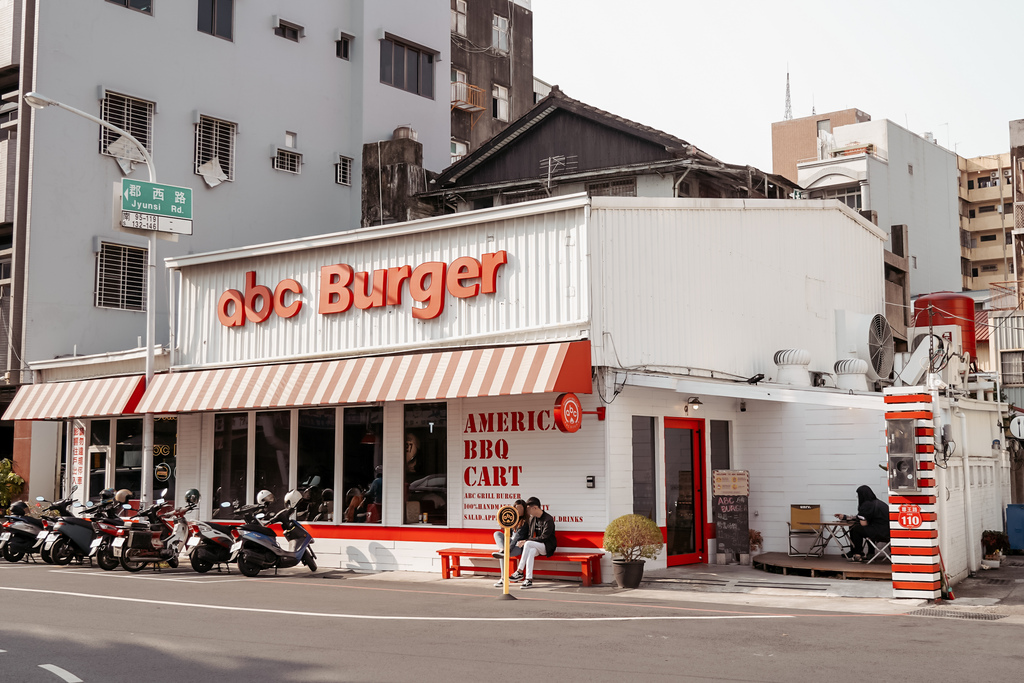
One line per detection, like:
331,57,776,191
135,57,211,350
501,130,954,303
176,206,590,368
589,198,887,378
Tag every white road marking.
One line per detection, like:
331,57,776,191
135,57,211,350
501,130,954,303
0,649,6,653
0,586,791,622
49,568,252,583
38,664,83,682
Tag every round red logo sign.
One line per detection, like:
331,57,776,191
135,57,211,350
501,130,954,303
554,393,583,433
898,504,922,529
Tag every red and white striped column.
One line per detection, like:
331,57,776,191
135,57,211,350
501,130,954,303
883,388,941,600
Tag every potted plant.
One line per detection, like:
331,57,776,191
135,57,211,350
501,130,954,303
749,529,763,555
981,530,1009,559
0,458,25,514
603,514,664,589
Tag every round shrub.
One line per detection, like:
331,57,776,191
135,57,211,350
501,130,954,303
603,514,663,562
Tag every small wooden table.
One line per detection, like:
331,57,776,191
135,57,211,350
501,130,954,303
805,521,853,557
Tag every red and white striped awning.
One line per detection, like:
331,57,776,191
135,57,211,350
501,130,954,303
136,341,592,414
2,375,146,421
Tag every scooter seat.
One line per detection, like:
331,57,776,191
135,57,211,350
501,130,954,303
66,517,95,529
205,522,236,535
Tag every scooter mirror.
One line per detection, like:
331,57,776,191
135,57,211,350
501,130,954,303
220,501,232,508
255,513,266,520
122,503,133,510
310,475,321,487
73,502,83,508
156,499,165,505
70,485,78,494
36,496,45,502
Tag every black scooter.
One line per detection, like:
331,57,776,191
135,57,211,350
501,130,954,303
0,502,46,562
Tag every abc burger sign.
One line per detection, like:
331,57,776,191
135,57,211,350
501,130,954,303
217,251,508,327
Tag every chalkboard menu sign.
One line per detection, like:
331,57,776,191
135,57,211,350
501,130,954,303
712,469,749,562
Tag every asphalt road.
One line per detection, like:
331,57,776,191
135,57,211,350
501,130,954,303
0,560,1021,683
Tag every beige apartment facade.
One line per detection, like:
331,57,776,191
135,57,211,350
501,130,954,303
959,153,1014,292
771,108,872,184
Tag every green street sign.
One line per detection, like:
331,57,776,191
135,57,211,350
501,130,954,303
120,179,193,235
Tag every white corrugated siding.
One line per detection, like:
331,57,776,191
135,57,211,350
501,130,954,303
176,207,589,368
589,198,886,377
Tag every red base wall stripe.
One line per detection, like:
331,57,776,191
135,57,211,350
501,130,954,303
918,462,935,471
891,529,938,539
892,564,941,573
889,495,937,505
213,524,605,547
893,580,942,591
915,427,935,436
890,547,939,556
885,411,933,420
885,394,932,404
890,512,937,522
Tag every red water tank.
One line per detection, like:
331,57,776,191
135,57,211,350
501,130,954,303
913,292,977,362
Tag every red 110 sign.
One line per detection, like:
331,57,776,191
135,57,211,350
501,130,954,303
898,504,923,529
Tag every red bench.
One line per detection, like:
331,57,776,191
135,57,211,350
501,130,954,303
437,547,604,586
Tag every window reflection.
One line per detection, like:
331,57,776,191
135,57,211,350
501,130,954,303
254,411,290,513
404,403,446,525
212,413,247,518
342,407,383,523
296,408,336,522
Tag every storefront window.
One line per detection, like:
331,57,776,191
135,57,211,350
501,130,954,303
213,412,248,518
254,411,290,513
88,420,110,502
631,416,656,519
403,403,446,525
154,417,177,502
296,408,336,522
114,418,143,497
342,406,383,524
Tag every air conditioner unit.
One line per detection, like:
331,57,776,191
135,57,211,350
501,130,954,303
991,171,999,180
894,324,966,388
1005,169,1013,177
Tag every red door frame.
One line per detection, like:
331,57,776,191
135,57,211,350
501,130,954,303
664,417,706,566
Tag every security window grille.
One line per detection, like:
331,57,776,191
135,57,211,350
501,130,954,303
1002,351,1024,386
273,149,301,174
492,84,509,122
820,185,862,210
198,0,233,40
96,243,147,312
492,14,509,52
380,38,435,99
335,156,353,186
503,189,548,205
588,178,637,197
452,0,467,36
275,20,302,42
336,36,351,60
99,92,154,160
106,0,152,14
195,116,235,183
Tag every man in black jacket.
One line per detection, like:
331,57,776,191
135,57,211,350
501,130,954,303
510,497,556,589
836,484,890,561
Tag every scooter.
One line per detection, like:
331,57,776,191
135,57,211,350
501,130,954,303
87,491,134,571
229,491,317,577
185,497,246,573
0,501,46,562
44,499,111,566
27,488,79,564
114,490,195,572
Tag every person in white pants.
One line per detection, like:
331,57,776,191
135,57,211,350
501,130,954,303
509,497,557,589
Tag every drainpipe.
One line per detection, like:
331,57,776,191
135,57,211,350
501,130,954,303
956,404,977,574
673,167,692,197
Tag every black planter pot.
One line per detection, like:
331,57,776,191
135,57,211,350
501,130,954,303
612,559,645,589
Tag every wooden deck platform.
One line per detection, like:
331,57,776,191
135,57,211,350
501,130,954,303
753,552,891,581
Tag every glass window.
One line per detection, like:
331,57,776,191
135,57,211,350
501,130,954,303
296,409,336,522
404,403,447,525
106,0,152,14
89,420,110,502
451,0,467,36
492,14,509,52
198,0,232,40
710,420,731,471
254,411,290,513
213,413,248,518
114,418,144,498
343,407,383,524
631,416,656,519
492,84,509,122
380,38,435,98
154,417,177,502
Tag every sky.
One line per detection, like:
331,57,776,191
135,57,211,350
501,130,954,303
531,0,1024,172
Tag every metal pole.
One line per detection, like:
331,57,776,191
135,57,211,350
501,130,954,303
24,92,157,508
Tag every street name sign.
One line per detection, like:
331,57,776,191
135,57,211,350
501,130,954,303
120,178,194,235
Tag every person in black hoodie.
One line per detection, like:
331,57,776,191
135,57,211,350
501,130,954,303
835,485,890,561
509,497,556,589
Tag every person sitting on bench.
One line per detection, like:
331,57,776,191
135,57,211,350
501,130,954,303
835,484,889,562
509,497,556,589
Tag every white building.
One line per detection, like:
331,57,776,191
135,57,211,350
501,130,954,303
0,0,451,486
797,119,961,298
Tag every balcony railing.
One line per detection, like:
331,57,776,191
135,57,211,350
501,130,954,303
451,81,486,112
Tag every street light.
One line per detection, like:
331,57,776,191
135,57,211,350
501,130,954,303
25,91,158,508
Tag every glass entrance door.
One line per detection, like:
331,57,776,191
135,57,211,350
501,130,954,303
664,417,705,565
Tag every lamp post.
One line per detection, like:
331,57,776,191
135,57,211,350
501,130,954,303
24,91,157,508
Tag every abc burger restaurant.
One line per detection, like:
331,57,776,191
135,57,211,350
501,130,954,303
5,194,893,580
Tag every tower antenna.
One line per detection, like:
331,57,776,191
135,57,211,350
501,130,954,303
784,70,792,121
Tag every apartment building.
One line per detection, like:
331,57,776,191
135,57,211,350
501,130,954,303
771,108,872,184
958,153,1014,292
0,0,451,490
449,0,533,162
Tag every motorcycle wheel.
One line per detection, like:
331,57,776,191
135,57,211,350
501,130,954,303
96,546,119,571
120,549,146,573
189,553,213,573
237,554,261,577
2,544,25,563
167,556,179,569
50,537,75,566
302,550,317,572
39,544,53,564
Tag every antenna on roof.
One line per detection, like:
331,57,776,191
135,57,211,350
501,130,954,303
811,92,816,116
784,69,792,121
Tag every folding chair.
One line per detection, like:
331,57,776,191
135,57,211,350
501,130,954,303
863,538,892,564
787,504,821,557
